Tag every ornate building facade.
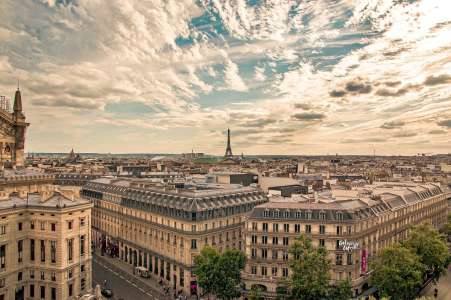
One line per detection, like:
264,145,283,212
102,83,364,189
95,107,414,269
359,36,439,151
242,182,450,299
0,88,29,168
81,178,267,295
0,88,93,300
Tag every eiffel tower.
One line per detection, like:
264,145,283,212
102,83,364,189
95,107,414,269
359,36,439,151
224,128,233,158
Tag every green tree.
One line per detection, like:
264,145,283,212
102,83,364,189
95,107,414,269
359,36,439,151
193,246,246,300
330,279,353,300
371,244,424,300
285,235,352,300
403,222,449,275
289,235,331,300
248,285,264,300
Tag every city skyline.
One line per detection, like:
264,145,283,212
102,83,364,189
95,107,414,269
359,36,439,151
0,0,450,155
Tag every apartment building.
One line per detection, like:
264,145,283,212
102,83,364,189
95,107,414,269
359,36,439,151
242,182,449,298
81,178,267,295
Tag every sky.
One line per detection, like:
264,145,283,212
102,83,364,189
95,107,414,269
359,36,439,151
0,0,450,155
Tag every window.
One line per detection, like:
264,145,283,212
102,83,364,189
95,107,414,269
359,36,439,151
261,236,268,244
18,272,23,281
51,272,56,281
283,224,289,232
251,266,257,275
335,240,340,250
0,245,5,268
283,237,289,246
274,210,279,218
319,239,325,247
282,268,289,277
262,223,268,232
40,222,45,231
282,251,288,261
336,226,342,235
68,268,73,279
0,225,5,235
320,212,326,220
40,272,45,280
51,223,56,231
0,278,4,288
294,224,300,233
251,235,257,244
81,278,86,291
80,218,86,227
347,253,353,265
30,221,35,230
191,239,197,249
18,222,23,231
336,254,343,265
251,248,257,258
271,267,278,276
261,266,267,276
51,288,56,300
81,264,85,273
29,284,34,298
18,240,23,262
30,270,35,279
40,286,45,299
68,239,74,261
272,250,278,259
80,235,85,255
30,239,35,261
261,248,267,259
336,212,343,220
51,241,56,263
272,236,278,245
68,221,73,230
305,225,311,234
319,225,325,234
68,284,73,297
251,222,257,231
272,223,279,232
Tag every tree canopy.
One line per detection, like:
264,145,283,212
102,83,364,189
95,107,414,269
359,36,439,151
193,246,246,300
371,244,425,300
403,223,449,275
283,235,352,300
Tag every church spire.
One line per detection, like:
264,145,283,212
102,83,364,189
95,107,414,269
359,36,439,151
224,128,233,158
13,81,22,113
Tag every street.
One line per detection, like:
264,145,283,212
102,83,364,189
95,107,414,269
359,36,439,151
420,265,451,300
92,256,171,300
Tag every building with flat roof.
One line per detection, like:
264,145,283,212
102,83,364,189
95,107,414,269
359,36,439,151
242,182,450,298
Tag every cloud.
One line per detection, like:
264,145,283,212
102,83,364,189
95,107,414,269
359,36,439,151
33,98,103,110
342,137,387,143
329,89,347,97
437,119,451,128
294,103,313,110
222,59,248,91
392,131,417,138
291,112,326,121
429,129,447,134
424,74,451,86
344,78,372,94
240,118,277,128
380,120,405,129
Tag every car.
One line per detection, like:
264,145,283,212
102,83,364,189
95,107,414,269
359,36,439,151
101,289,114,298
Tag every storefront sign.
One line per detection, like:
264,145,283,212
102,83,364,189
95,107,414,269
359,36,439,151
338,240,359,251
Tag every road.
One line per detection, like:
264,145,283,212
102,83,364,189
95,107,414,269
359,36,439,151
420,265,451,300
92,256,171,300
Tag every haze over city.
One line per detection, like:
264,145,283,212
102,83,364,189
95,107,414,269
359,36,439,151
0,0,450,155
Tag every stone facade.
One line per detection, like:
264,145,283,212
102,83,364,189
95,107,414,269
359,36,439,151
81,178,267,295
242,182,450,298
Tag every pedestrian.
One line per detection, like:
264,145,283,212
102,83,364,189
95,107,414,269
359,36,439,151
434,288,438,298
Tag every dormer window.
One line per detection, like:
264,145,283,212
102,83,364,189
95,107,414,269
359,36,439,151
306,211,312,220
320,211,326,220
284,211,290,218
263,210,270,218
336,212,343,221
274,210,280,218
295,211,301,219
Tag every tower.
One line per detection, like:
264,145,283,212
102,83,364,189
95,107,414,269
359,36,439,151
224,128,233,158
12,85,29,167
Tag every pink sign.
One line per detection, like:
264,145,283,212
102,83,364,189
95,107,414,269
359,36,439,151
361,249,367,274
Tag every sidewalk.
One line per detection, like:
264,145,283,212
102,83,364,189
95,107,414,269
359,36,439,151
93,250,178,300
419,266,451,300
